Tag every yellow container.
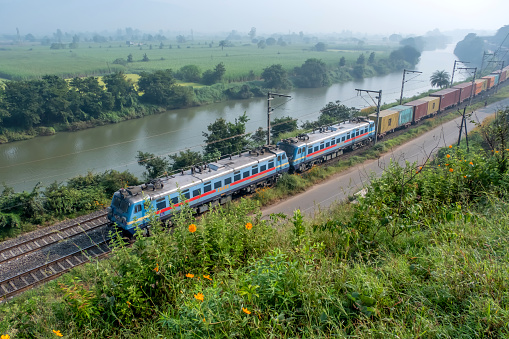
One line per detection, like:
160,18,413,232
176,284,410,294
369,109,400,135
419,96,440,115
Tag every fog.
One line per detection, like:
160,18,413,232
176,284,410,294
0,0,506,38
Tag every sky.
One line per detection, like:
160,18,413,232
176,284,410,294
0,0,506,37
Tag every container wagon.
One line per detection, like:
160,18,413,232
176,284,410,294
482,75,496,89
368,109,400,137
403,99,428,123
474,79,487,95
391,105,413,127
430,88,461,111
453,82,474,104
419,96,440,116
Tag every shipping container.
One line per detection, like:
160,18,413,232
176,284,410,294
482,75,496,89
390,105,413,126
474,79,487,95
490,72,500,86
404,99,428,122
499,69,507,83
419,96,440,115
430,88,461,111
368,109,400,135
453,82,474,103
502,67,509,82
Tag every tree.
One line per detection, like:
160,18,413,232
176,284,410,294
248,27,256,40
266,37,276,46
315,42,326,52
138,69,194,108
257,40,266,49
454,33,484,65
203,113,250,156
368,52,375,64
201,63,226,85
103,71,137,109
177,65,202,83
339,56,346,67
318,101,353,125
294,58,331,88
219,40,229,51
127,53,133,62
25,33,36,42
356,53,365,65
142,53,149,62
261,64,292,89
271,116,297,141
169,150,203,171
389,45,421,66
430,70,450,88
136,151,169,180
251,127,266,147
176,35,186,43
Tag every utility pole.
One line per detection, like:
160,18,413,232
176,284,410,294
487,60,505,93
456,67,476,149
356,88,382,144
399,69,422,104
450,60,469,87
479,51,494,78
457,67,477,107
267,92,291,145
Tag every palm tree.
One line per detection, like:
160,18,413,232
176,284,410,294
219,40,228,51
430,70,450,88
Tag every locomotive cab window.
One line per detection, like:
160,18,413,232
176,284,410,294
252,165,258,175
260,164,266,172
282,154,286,159
193,188,201,197
297,148,301,154
214,181,221,189
308,147,313,154
134,204,142,213
156,198,166,210
268,161,274,169
277,155,281,162
234,171,241,181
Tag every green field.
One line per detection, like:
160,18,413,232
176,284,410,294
0,40,392,81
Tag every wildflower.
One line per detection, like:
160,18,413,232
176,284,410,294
126,301,131,307
506,149,509,151
449,168,454,172
416,171,419,174
438,164,441,167
445,164,449,166
496,150,499,153
245,222,253,230
154,263,159,272
469,162,473,165
194,293,204,302
419,166,422,170
186,273,194,278
464,175,467,178
203,275,212,281
446,154,450,158
242,308,251,315
1,335,10,339
188,224,197,233
52,330,63,337
449,145,452,148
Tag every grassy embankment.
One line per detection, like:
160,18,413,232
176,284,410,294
1,113,508,338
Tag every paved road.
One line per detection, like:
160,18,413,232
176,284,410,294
262,98,509,218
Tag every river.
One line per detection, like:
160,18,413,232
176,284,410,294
0,44,467,192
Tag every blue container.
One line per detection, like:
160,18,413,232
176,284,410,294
490,73,500,86
391,105,414,126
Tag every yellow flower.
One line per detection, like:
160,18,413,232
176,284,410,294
194,293,204,302
52,330,63,337
203,275,212,281
438,164,441,167
1,335,10,339
186,273,194,278
154,263,159,272
245,222,253,230
449,145,452,148
469,162,473,165
449,168,454,172
446,154,450,158
242,307,251,315
188,224,197,233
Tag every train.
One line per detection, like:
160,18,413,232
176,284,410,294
107,65,509,235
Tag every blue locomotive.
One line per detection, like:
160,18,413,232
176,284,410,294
107,146,289,235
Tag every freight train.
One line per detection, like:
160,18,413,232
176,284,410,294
108,65,509,235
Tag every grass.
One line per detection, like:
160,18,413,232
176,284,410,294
0,40,390,81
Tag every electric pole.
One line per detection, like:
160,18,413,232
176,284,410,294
356,89,382,144
457,67,477,107
456,67,476,149
487,60,505,93
399,69,422,104
450,60,469,87
267,92,291,145
479,51,494,78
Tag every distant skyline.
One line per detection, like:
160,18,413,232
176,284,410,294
0,0,506,38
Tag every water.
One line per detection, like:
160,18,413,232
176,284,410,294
0,44,466,192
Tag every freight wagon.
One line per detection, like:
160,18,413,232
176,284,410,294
482,75,496,89
430,88,461,111
403,99,428,122
453,82,474,104
419,96,440,116
474,79,487,95
369,109,400,137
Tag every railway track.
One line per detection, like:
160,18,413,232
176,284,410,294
0,212,109,264
0,238,112,301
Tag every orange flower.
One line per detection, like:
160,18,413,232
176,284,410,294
126,301,131,307
446,154,450,158
449,145,453,148
186,273,194,278
188,224,197,233
496,150,499,153
449,168,454,172
1,335,10,339
438,165,441,167
445,164,449,166
419,166,422,170
245,222,253,230
203,275,212,281
194,293,204,301
154,263,159,272
242,307,251,315
464,175,467,178
416,171,419,174
52,330,63,337
469,162,473,165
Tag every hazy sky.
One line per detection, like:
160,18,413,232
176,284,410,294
0,0,506,37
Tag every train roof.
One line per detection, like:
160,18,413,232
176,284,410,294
278,119,371,148
118,146,284,203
